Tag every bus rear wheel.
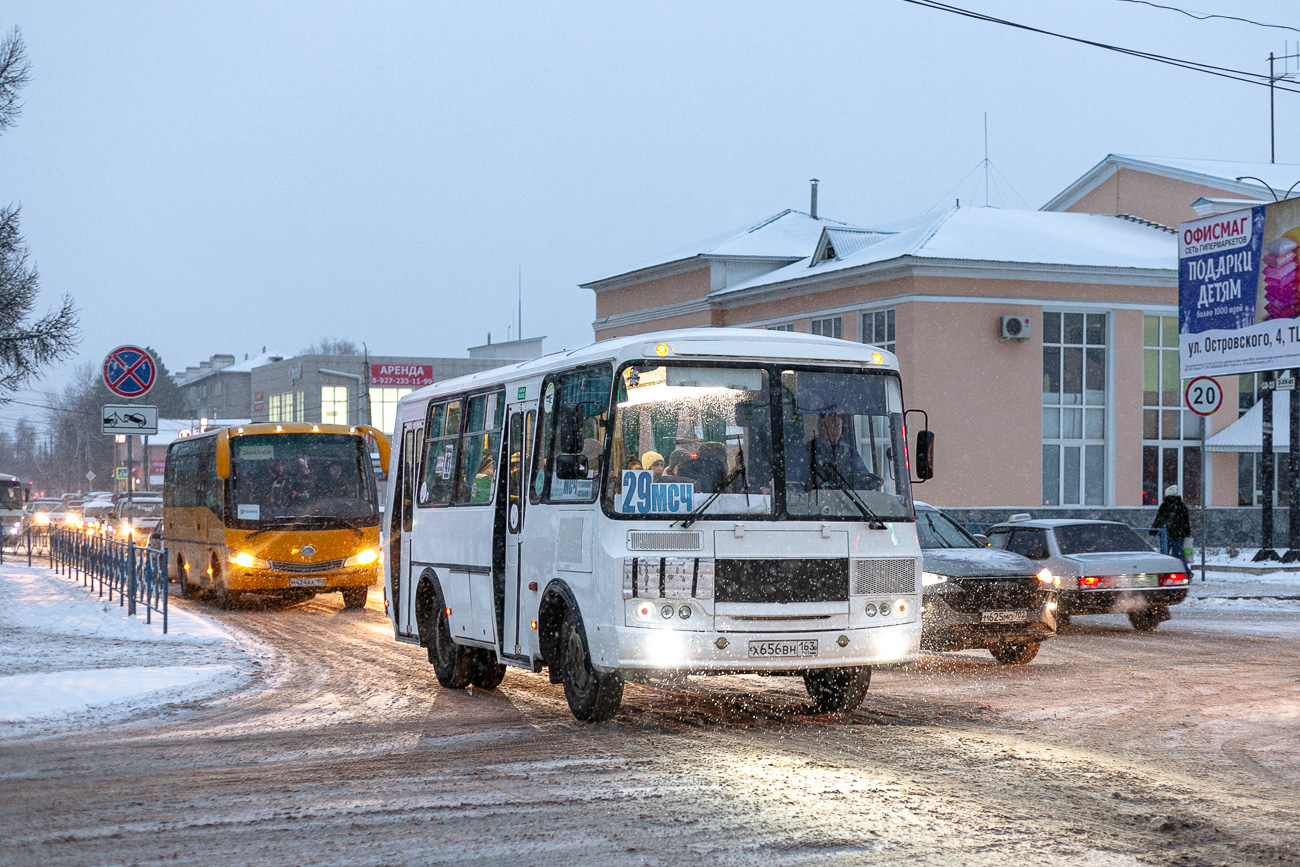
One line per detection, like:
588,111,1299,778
428,589,475,689
470,650,506,690
212,560,236,610
174,556,190,599
341,587,368,610
803,666,871,713
559,611,622,722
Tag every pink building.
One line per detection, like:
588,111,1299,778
584,156,1300,511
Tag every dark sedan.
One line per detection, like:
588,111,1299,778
916,502,1059,665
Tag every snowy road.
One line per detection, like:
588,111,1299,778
1,582,1299,865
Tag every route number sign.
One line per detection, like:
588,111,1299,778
1185,376,1223,416
102,345,157,399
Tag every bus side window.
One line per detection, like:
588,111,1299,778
421,400,461,506
533,365,612,504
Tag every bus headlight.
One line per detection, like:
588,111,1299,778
345,548,379,567
230,551,270,569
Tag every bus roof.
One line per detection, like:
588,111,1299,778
171,422,378,442
398,327,900,407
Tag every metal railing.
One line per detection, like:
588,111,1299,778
48,526,169,633
0,525,51,565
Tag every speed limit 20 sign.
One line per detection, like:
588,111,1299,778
1184,376,1223,416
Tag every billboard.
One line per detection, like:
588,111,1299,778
1179,200,1300,378
370,363,435,387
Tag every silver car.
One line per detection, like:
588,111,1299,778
984,518,1189,631
916,502,1058,664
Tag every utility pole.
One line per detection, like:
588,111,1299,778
1268,46,1300,163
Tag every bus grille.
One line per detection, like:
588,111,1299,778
627,531,702,551
851,558,917,595
715,559,847,604
269,559,346,574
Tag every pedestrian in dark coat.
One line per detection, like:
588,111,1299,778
1153,484,1192,571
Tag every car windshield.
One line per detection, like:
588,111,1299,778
29,501,57,513
229,433,379,525
120,501,162,518
915,509,980,549
1055,523,1154,554
605,364,775,519
780,368,913,521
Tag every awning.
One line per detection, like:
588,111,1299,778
1205,390,1293,453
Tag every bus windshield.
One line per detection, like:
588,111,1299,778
0,483,22,511
605,364,775,519
781,368,912,521
229,433,379,526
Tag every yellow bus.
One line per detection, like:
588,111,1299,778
163,423,390,609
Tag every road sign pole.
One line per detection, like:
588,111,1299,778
127,435,134,500
1286,367,1300,562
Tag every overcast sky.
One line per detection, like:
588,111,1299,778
1,0,1297,428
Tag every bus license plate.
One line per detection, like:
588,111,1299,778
747,639,818,659
289,577,327,588
981,610,1028,624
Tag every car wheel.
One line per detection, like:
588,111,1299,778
470,649,507,690
803,666,872,713
1128,605,1168,632
341,587,368,610
990,641,1040,665
427,588,475,688
559,610,622,722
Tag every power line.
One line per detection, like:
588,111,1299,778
898,0,1300,95
1115,0,1300,35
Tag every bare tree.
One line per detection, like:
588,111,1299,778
300,337,360,356
0,27,78,402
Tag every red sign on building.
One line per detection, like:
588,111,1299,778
370,364,435,387
253,390,264,413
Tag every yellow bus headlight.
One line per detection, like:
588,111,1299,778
345,548,379,567
230,551,270,569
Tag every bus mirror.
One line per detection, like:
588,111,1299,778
557,403,583,454
215,428,231,479
554,453,588,480
914,430,935,481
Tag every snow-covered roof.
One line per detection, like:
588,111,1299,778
582,209,852,287
711,206,1176,297
1206,392,1292,453
1043,154,1292,213
177,351,286,385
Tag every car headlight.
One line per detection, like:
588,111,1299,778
35,514,49,525
921,571,948,587
229,551,271,569
344,548,379,567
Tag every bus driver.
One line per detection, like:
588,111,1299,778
807,413,882,492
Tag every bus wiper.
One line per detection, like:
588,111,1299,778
811,458,887,530
676,466,744,530
246,515,364,539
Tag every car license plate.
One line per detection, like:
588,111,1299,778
1115,574,1158,588
747,639,818,658
981,610,1028,624
289,577,327,588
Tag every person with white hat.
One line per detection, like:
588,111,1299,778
1153,484,1192,571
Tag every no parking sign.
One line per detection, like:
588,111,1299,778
102,345,157,399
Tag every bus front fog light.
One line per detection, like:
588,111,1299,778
715,637,728,649
864,603,877,616
836,635,849,647
678,605,692,620
660,604,674,620
879,602,892,616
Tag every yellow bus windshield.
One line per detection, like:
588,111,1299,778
228,433,379,528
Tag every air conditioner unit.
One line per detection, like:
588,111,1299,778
1001,315,1032,340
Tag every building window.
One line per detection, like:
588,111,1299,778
1042,311,1108,506
269,393,281,422
767,323,795,332
322,386,349,425
281,391,297,424
861,308,896,353
369,387,413,436
1142,314,1202,506
810,316,842,339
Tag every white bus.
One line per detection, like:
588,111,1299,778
384,328,934,721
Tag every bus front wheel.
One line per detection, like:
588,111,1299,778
559,611,622,722
428,589,475,689
803,666,871,713
341,587,368,610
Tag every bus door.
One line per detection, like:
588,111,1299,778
395,419,422,639
499,404,535,658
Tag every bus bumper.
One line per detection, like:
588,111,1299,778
610,621,921,674
224,564,380,593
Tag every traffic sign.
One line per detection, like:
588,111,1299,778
102,404,158,435
85,471,96,482
102,345,157,399
113,467,128,480
1185,376,1223,416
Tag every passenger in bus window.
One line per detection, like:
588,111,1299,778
626,458,642,471
666,448,691,478
641,451,664,480
316,460,348,498
270,460,293,507
807,413,882,491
